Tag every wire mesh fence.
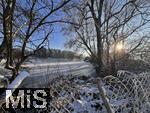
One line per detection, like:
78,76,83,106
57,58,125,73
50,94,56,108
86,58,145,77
0,70,150,113
103,71,150,113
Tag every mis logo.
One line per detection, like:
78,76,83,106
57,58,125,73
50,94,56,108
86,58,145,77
5,89,50,109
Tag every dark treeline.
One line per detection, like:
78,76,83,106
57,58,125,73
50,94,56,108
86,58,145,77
34,47,82,59
9,47,82,60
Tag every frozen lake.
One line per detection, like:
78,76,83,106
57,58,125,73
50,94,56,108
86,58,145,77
20,61,95,88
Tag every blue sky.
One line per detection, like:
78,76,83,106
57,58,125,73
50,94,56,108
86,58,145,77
0,26,67,50
11,0,69,51
50,24,66,50
33,0,69,51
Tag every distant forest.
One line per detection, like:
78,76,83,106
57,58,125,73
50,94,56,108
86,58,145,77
8,47,82,60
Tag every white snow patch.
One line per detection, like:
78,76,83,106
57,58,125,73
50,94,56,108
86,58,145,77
0,59,6,65
8,71,30,88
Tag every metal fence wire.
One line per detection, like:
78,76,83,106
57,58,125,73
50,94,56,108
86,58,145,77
1,71,150,113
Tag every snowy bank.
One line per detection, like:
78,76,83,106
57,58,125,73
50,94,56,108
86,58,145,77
7,71,30,88
0,71,30,106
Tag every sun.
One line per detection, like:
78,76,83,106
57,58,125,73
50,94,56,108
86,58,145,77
116,42,123,51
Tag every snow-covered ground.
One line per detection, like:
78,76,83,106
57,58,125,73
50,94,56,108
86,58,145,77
0,59,12,88
8,71,149,113
0,58,149,113
7,71,30,89
43,71,150,113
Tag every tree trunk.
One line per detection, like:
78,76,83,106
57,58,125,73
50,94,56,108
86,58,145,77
0,39,6,54
3,0,16,82
111,41,117,76
110,60,117,76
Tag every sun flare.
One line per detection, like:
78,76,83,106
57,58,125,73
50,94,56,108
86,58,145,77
116,42,123,51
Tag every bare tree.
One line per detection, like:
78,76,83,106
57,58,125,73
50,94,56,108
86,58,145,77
63,0,150,76
0,0,71,82
62,1,150,113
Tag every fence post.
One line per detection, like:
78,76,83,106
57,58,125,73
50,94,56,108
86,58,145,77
96,78,114,113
